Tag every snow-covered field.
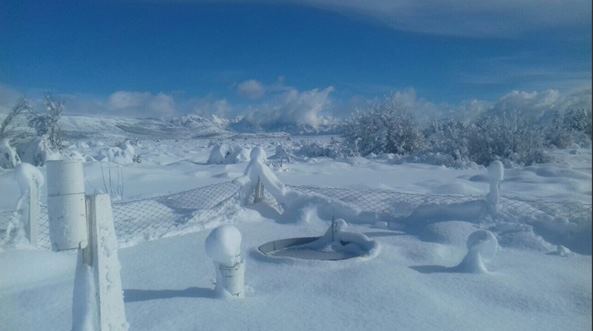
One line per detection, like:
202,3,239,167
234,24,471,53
0,121,591,331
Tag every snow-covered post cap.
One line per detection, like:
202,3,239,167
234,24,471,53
250,146,267,163
205,225,245,298
47,160,88,251
457,230,498,273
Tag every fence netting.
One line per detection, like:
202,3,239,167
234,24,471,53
1,181,590,251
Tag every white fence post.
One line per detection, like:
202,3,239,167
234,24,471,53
87,193,128,331
25,183,39,246
253,176,264,204
72,193,128,331
46,160,88,251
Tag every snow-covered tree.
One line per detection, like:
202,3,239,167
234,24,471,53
0,98,31,139
0,99,31,169
28,95,64,152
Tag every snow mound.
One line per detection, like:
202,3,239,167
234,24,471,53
419,221,478,245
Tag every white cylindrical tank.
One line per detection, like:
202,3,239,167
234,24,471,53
47,160,88,251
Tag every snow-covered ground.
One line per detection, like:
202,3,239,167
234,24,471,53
0,131,591,331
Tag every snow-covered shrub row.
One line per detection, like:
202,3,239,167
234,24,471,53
293,139,354,159
342,103,424,157
466,111,548,166
341,98,591,166
544,107,592,148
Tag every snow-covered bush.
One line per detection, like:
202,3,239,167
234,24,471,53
0,99,32,169
545,108,592,148
269,143,294,163
28,95,64,152
423,120,470,162
342,101,424,156
467,111,548,166
0,99,31,139
207,143,250,164
17,135,61,166
294,138,355,159
97,140,137,165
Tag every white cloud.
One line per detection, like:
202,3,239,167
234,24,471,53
287,0,591,37
189,97,233,117
491,88,592,117
108,91,175,115
237,79,265,99
240,86,335,130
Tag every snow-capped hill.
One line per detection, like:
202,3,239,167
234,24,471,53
229,116,341,135
167,114,229,132
58,115,229,139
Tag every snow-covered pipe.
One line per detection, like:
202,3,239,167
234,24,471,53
205,225,245,298
487,160,504,214
47,160,88,251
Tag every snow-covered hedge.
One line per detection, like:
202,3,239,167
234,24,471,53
342,104,424,156
341,99,590,166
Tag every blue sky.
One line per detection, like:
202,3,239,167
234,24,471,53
0,0,591,118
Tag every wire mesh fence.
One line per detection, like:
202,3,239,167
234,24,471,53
1,181,242,250
1,181,590,251
288,185,592,224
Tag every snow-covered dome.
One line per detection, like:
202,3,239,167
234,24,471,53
488,160,504,182
205,225,242,266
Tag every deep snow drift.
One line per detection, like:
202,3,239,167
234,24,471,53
0,132,590,331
